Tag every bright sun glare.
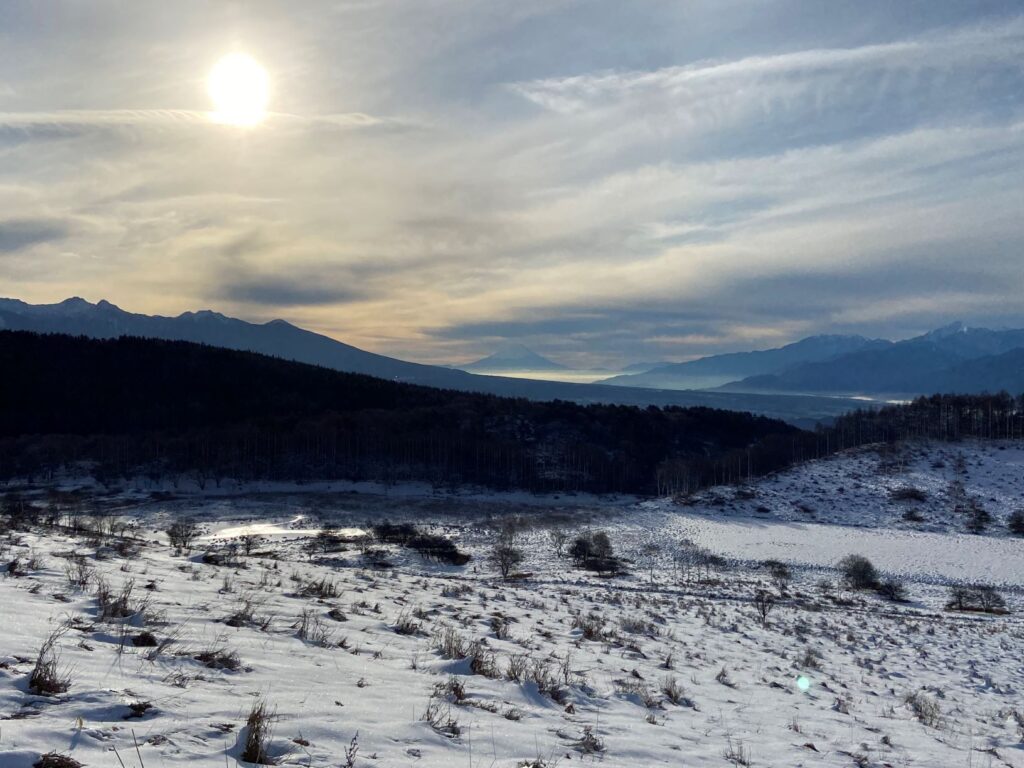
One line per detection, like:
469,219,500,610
208,53,269,126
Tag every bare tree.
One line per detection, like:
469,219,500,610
241,534,262,556
674,539,713,582
488,539,524,579
753,589,776,626
166,518,200,551
549,529,568,558
638,542,661,584
764,559,791,592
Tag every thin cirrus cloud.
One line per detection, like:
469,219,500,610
0,109,392,133
511,17,1024,115
0,2,1022,368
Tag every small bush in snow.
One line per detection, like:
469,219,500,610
95,577,145,621
529,659,566,702
946,584,1007,614
890,486,927,502
300,576,340,599
572,726,605,754
195,644,242,671
433,626,469,659
902,508,925,522
904,690,942,727
876,578,908,602
723,737,751,766
505,653,529,682
33,753,83,768
467,640,500,678
661,676,693,706
241,698,276,764
372,521,419,545
63,555,93,590
572,612,606,641
132,631,159,647
422,696,461,738
166,518,199,550
393,609,423,636
433,676,467,703
568,531,621,574
838,554,879,590
296,609,333,647
29,627,71,696
408,533,471,566
764,559,791,591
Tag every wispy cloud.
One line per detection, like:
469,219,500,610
0,109,393,132
512,17,1024,114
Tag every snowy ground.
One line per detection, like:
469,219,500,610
1,439,1023,767
667,439,1024,535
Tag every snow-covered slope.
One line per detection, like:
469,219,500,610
659,439,1024,535
1,463,1023,767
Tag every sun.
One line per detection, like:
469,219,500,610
208,53,269,126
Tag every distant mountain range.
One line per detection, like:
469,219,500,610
607,335,886,390
458,343,567,373
618,360,677,374
0,297,471,388
605,322,1024,396
0,298,865,426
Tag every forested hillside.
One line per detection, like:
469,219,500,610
4,332,1020,496
0,331,803,493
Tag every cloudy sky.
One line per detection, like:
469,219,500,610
1,1,1023,367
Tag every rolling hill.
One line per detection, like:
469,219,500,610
0,297,865,425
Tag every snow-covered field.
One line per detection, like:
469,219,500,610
2,439,1023,767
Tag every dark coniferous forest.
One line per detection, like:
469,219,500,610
2,331,1021,495
0,331,801,493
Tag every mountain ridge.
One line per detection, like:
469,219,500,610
459,342,568,373
602,334,887,390
603,322,1024,397
0,297,865,425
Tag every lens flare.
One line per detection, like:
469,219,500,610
797,675,811,692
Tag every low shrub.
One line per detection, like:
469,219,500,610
946,584,1008,614
408,533,471,566
838,555,879,590
890,487,927,502
34,753,83,768
242,698,276,764
30,628,71,696
166,518,199,550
